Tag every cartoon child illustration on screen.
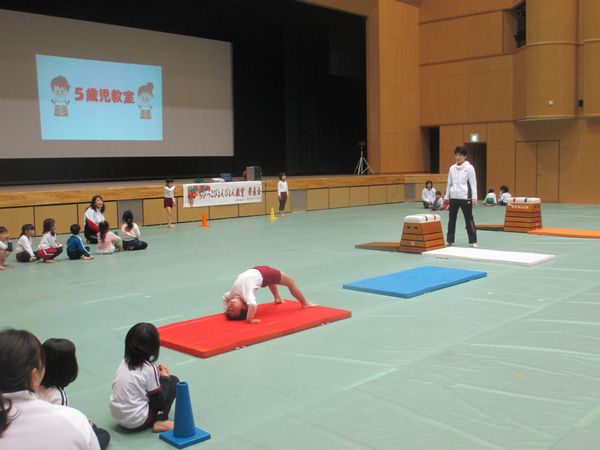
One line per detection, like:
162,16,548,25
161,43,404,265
50,76,70,117
137,82,154,119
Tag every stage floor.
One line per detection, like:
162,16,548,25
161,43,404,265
3,202,599,449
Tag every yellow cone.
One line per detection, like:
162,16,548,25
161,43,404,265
269,207,277,221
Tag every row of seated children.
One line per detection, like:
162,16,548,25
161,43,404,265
0,323,179,449
483,185,512,206
0,211,148,268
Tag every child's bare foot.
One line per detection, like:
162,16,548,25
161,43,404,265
274,297,284,304
168,224,175,229
302,300,318,308
152,420,174,433
44,259,56,264
0,265,5,270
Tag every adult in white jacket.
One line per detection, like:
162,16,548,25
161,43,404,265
445,146,478,247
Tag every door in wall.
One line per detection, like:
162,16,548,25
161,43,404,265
465,143,487,200
536,141,559,203
515,140,559,202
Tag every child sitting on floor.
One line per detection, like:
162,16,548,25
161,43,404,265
222,266,317,324
15,224,37,263
96,221,122,254
498,185,512,206
37,218,63,263
38,338,110,449
0,226,12,270
430,191,443,211
110,323,179,433
121,211,148,251
484,188,497,206
67,224,93,260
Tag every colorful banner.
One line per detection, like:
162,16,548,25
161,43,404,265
183,181,262,208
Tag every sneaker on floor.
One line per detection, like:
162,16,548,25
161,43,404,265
446,242,453,247
471,243,480,248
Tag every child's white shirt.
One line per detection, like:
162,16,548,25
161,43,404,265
277,180,288,196
499,192,512,203
16,235,34,256
0,240,8,251
110,360,161,429
37,385,69,406
38,232,62,250
422,187,436,203
121,223,141,241
222,269,263,320
85,207,105,225
164,185,175,199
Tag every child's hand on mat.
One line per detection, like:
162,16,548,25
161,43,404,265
250,319,261,324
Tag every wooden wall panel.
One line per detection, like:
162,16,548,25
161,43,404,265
581,0,600,41
349,186,369,206
34,204,78,235
387,184,405,203
306,189,329,210
265,192,290,214
527,0,577,43
238,200,266,217
558,147,582,203
420,12,503,65
329,188,350,208
536,141,560,202
487,148,516,194
143,199,176,225
515,142,537,197
177,203,207,223
463,124,488,143
419,0,517,23
583,42,600,116
209,204,239,220
0,207,34,238
368,185,387,204
440,125,463,170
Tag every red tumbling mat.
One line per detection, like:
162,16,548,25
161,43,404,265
158,302,351,358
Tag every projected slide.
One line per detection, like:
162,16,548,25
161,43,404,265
36,55,163,140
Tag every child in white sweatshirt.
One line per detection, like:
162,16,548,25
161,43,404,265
37,218,63,263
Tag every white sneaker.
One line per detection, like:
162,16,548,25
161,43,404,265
471,243,479,248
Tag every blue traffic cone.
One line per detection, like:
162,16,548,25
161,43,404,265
159,382,211,448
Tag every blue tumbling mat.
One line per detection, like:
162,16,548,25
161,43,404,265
343,266,486,299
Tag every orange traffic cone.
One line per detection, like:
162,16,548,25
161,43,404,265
269,207,277,221
199,213,209,227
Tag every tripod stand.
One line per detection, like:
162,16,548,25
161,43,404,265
354,149,373,175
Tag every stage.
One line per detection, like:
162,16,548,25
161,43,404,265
0,173,447,236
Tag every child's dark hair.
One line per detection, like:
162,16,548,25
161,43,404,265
122,210,134,232
89,195,105,213
70,224,81,235
435,190,442,196
165,178,174,185
488,188,495,193
124,323,160,370
455,146,468,156
41,338,78,389
500,185,509,193
0,226,6,234
20,224,35,236
43,218,56,235
278,172,286,181
225,308,248,321
425,180,433,188
0,329,45,436
98,221,109,243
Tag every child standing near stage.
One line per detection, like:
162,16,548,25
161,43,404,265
484,188,497,206
164,179,175,228
96,221,122,254
277,173,289,217
37,218,63,263
222,266,317,323
498,185,512,206
38,338,110,449
0,226,12,270
67,224,93,260
121,211,148,251
15,224,37,262
421,180,436,208
110,323,179,433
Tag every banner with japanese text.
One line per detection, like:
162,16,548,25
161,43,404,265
36,54,163,140
183,181,262,208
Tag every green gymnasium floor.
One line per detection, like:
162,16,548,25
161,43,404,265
2,202,600,450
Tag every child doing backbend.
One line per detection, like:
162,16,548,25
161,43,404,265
222,266,317,324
